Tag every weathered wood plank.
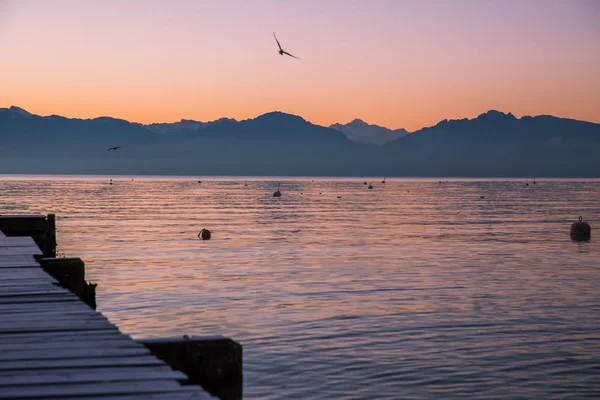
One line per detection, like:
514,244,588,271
58,392,216,400
0,319,118,334
0,379,201,399
0,366,188,386
0,355,167,371
0,301,93,313
0,248,42,256
0,339,145,352
0,312,107,324
0,294,82,304
0,346,151,361
0,287,71,296
0,330,130,344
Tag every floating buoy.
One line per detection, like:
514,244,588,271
480,196,485,199
109,179,113,185
382,178,386,184
337,196,342,199
368,183,373,189
363,182,367,185
198,229,211,240
570,216,591,240
198,180,201,184
273,182,282,197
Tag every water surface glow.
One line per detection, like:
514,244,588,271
2,176,599,399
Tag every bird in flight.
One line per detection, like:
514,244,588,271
107,146,121,151
273,33,300,59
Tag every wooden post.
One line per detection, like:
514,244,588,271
38,257,97,310
0,214,56,257
138,336,242,400
44,213,57,258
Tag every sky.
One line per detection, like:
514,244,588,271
1,0,599,131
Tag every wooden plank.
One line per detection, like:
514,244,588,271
0,346,151,361
0,339,145,352
0,379,202,399
0,294,82,304
0,287,71,296
0,312,108,324
0,319,118,334
0,355,167,371
0,366,188,386
0,330,130,344
0,301,93,313
0,235,39,243
0,248,42,256
0,214,47,219
0,308,98,319
58,392,216,400
0,263,41,269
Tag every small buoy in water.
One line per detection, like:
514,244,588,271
337,196,342,199
382,178,386,184
533,178,537,184
480,196,485,199
198,229,211,240
570,216,591,240
198,180,201,184
273,182,282,197
368,183,373,189
319,192,322,195
109,179,113,185
364,182,367,185
301,192,303,195
525,182,529,186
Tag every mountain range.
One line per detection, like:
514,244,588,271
1,106,599,177
330,119,408,145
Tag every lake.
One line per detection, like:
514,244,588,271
1,175,599,399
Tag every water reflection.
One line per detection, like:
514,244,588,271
1,176,599,399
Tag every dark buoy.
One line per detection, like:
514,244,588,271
198,229,211,240
337,196,342,199
533,178,537,185
273,182,282,197
368,183,373,189
109,179,113,185
480,196,485,199
364,182,367,185
570,216,591,240
198,180,201,184
382,178,386,184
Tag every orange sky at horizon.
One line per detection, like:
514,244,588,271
1,0,599,131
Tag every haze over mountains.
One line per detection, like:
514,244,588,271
330,119,408,145
1,106,599,177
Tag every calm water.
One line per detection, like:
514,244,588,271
2,176,600,399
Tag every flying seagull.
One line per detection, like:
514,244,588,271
273,33,300,59
107,146,121,151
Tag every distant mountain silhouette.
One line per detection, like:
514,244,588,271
330,119,408,145
1,106,599,176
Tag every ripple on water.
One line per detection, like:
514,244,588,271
2,176,599,399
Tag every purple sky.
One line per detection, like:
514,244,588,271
1,0,598,130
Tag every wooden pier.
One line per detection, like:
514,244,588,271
0,214,242,400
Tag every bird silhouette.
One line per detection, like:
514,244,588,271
273,33,300,59
107,146,121,151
